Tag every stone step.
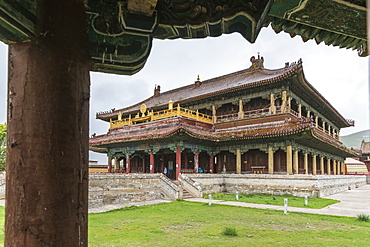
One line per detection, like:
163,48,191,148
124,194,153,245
182,189,194,199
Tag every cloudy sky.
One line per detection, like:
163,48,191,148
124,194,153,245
0,27,368,163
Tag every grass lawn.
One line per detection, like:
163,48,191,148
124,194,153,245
204,193,339,209
1,201,369,246
90,201,369,246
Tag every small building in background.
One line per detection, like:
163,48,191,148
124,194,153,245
89,160,108,173
344,158,369,175
359,140,370,172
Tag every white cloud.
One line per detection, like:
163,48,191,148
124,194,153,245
0,44,7,124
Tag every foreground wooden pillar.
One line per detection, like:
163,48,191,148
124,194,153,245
5,1,90,246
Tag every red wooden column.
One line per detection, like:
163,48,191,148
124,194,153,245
194,149,199,173
176,147,182,180
5,1,90,246
150,150,155,173
107,153,112,173
209,154,214,173
126,153,131,173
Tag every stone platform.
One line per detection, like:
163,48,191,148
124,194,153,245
0,173,367,211
185,174,367,197
87,173,367,211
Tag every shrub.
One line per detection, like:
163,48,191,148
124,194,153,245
222,226,238,236
357,214,370,222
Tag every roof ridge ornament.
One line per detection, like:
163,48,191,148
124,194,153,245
287,58,303,68
154,85,161,96
195,74,201,87
249,54,264,70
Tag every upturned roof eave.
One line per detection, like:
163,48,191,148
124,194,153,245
294,72,353,128
90,127,352,160
90,117,350,156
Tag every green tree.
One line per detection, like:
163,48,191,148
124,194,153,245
0,123,6,171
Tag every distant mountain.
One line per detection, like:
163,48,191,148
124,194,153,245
340,129,370,149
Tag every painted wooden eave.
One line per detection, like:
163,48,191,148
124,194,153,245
265,0,367,55
90,116,352,157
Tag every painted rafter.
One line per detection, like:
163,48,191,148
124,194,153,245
0,0,367,74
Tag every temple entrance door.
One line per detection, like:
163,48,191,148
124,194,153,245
199,151,210,173
155,148,176,179
181,149,194,173
245,149,268,174
216,151,236,173
131,155,144,173
274,149,286,173
166,154,177,179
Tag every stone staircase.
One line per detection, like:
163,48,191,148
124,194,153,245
173,180,196,199
182,189,194,199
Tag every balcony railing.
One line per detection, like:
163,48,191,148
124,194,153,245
216,107,270,122
110,105,213,129
109,104,342,142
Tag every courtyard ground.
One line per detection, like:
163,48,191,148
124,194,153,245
187,184,370,218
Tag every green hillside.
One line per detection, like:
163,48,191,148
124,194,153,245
340,129,370,149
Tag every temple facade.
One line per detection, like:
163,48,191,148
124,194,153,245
90,56,355,180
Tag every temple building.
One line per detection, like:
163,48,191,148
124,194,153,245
359,140,370,171
90,55,355,180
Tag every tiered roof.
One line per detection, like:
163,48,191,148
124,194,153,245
96,56,352,128
97,56,300,119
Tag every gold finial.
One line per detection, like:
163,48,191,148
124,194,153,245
168,99,174,110
154,85,161,96
195,74,201,86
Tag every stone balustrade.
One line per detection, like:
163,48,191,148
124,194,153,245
186,174,367,197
